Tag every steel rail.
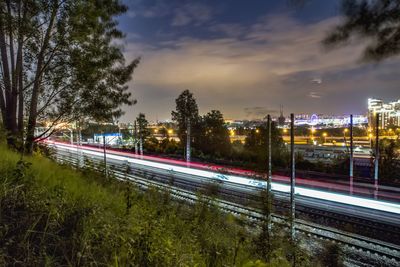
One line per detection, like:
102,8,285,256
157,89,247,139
54,152,400,262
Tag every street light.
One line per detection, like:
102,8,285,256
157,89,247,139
323,132,327,144
168,129,173,135
343,128,348,146
255,129,260,133
310,127,316,144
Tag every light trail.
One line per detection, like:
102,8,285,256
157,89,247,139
50,142,400,215
49,141,400,201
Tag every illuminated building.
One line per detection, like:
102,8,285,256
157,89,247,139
93,133,122,145
368,98,400,129
293,114,367,128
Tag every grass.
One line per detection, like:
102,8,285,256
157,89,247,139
0,142,339,266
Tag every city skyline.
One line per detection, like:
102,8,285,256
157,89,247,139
117,0,400,122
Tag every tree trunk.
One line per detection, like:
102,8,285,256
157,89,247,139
25,3,58,154
0,11,17,147
7,0,18,142
17,0,25,144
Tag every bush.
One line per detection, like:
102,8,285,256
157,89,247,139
0,143,336,265
0,144,260,265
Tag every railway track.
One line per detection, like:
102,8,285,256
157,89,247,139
53,150,400,263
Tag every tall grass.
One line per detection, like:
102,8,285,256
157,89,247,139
0,142,337,266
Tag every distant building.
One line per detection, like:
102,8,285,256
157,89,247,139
93,133,122,145
292,114,367,128
368,98,400,129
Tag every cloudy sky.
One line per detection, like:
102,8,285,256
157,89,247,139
117,0,400,122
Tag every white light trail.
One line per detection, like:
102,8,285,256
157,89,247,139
54,143,400,215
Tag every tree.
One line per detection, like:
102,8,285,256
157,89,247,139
0,0,138,153
198,110,231,157
323,0,400,61
136,113,149,155
378,139,400,182
80,122,119,140
244,122,287,170
171,89,199,151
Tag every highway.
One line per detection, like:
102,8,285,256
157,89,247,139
47,141,400,244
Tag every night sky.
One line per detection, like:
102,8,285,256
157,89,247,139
117,0,400,122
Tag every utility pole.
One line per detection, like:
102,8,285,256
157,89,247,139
78,121,83,167
349,114,354,195
69,129,73,145
76,122,80,168
134,121,138,155
139,128,143,156
374,113,380,198
78,122,82,146
103,133,107,178
118,123,121,147
266,114,272,234
290,113,296,242
186,118,191,163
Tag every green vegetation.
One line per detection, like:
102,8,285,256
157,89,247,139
376,139,400,183
0,0,138,153
142,89,286,172
0,141,342,266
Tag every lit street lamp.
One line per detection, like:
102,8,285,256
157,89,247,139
323,132,327,144
343,128,348,147
310,127,316,144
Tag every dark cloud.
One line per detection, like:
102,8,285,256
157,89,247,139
119,3,400,122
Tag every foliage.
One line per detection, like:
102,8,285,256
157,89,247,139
144,137,181,155
171,89,199,144
136,112,150,141
0,141,340,265
195,110,232,157
0,0,138,152
0,143,256,265
377,139,400,182
80,123,119,139
244,122,288,170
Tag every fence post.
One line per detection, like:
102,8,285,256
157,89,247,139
349,114,354,195
290,113,295,241
374,113,380,198
186,118,191,163
267,114,272,234
103,133,107,178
